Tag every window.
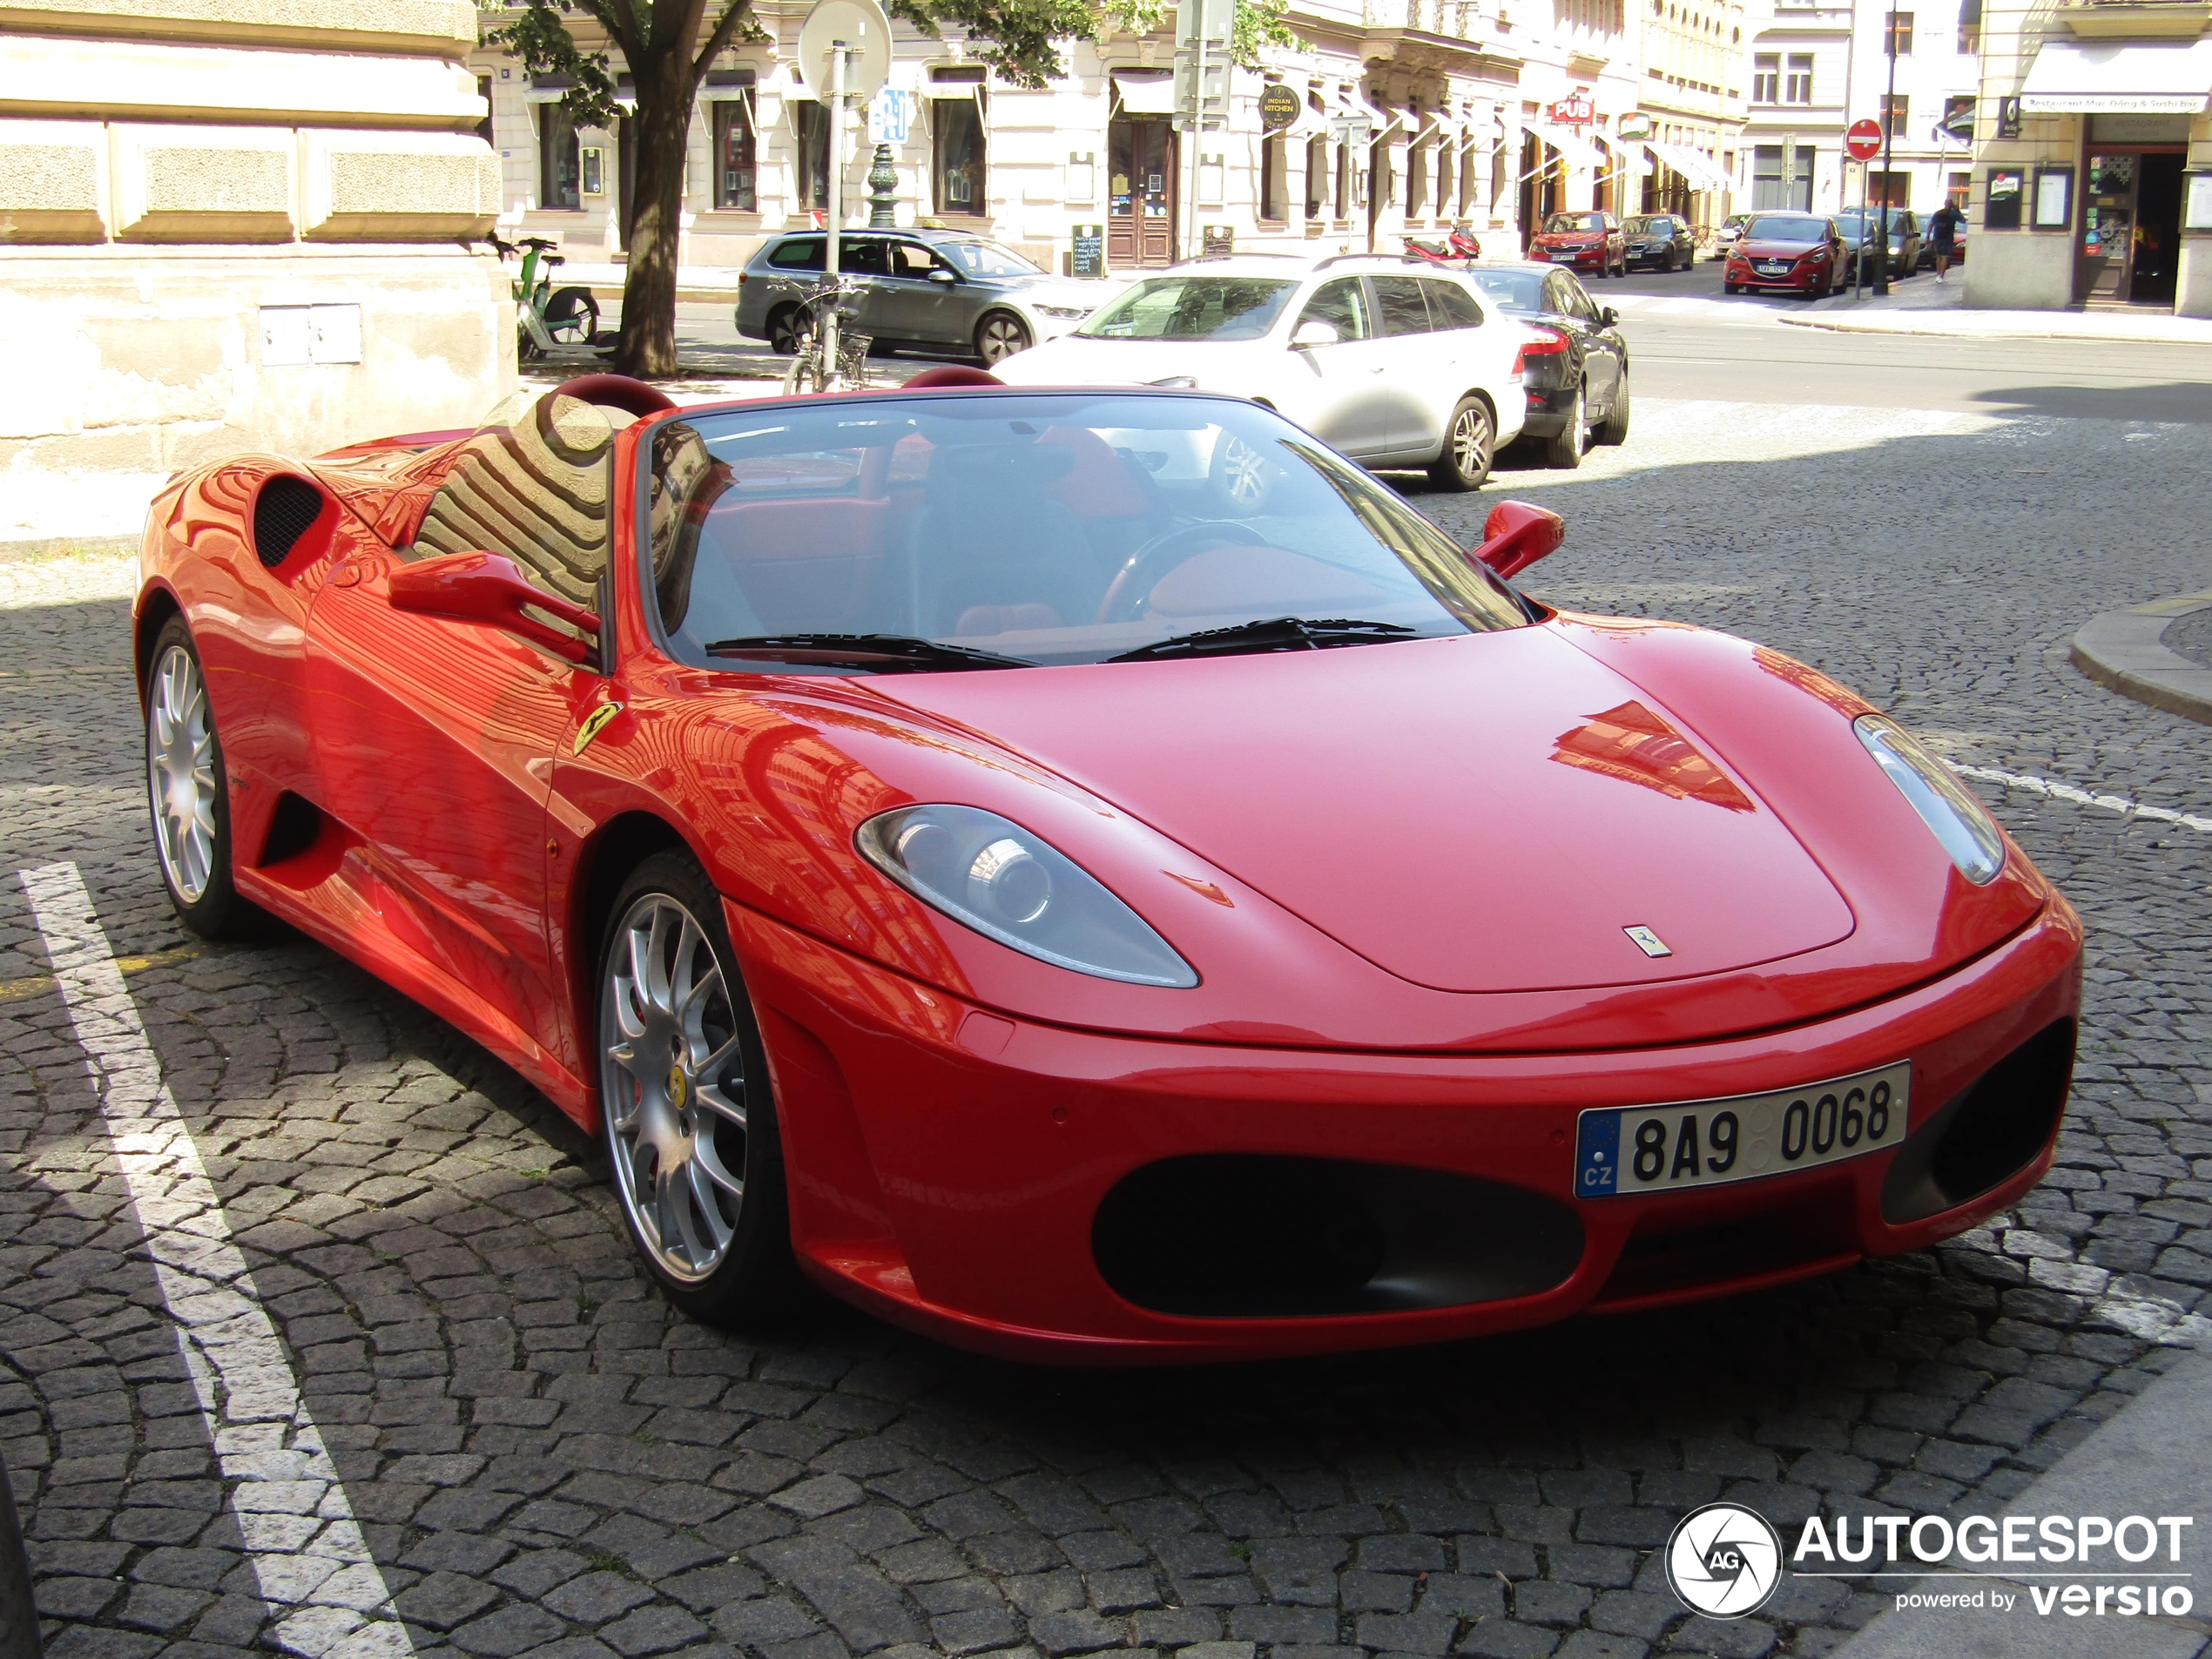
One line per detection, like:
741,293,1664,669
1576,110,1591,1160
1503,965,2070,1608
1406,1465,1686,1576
1406,138,1428,219
1305,136,1326,219
794,101,829,212
1871,171,1909,206
1298,276,1369,339
1785,54,1812,104
934,98,986,216
1420,279,1484,329
1335,140,1352,219
1752,53,1778,102
1941,94,1975,145
1880,92,1909,140
1947,170,1970,208
1371,276,1432,335
475,76,494,147
1261,134,1287,221
711,98,756,212
1752,145,1812,210
538,100,581,210
766,235,826,270
1957,0,1980,53
1884,10,1912,55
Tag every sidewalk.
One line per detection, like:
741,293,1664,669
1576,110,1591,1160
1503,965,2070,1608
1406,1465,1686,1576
1780,272,2212,346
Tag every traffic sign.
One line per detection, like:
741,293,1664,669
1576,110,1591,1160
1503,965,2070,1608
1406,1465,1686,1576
798,0,891,104
1846,118,1883,161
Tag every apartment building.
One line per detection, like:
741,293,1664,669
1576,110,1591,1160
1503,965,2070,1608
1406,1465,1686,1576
0,0,506,531
1842,0,1981,212
1638,0,1758,217
1743,0,1851,212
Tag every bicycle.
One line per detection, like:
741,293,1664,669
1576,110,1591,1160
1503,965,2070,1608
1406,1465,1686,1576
779,273,872,395
486,233,600,361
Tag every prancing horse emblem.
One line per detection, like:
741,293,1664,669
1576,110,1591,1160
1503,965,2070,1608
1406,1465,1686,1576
1624,925,1672,958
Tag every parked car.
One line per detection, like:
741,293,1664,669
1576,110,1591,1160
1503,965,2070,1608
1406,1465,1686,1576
1711,212,1753,257
1833,208,1923,282
1528,211,1627,280
1723,212,1850,298
138,374,2084,1363
993,254,1526,489
736,228,1102,366
1621,214,1696,272
1469,263,1631,469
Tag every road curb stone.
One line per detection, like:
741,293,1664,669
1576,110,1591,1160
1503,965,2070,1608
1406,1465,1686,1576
2069,594,2212,728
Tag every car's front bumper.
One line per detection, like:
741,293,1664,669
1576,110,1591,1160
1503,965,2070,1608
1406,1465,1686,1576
1730,262,1825,291
728,898,2080,1363
1534,246,1608,271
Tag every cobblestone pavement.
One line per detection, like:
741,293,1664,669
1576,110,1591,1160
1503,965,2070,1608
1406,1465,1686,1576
2,392,2209,1659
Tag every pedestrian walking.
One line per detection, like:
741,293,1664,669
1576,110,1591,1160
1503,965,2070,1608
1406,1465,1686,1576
1928,199,1966,282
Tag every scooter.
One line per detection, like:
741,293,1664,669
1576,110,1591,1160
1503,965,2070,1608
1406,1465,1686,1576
1404,227,1483,267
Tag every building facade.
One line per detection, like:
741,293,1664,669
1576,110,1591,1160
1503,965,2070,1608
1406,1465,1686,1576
0,0,509,536
1841,0,1980,213
474,0,1757,286
1966,0,2212,314
1741,0,1851,212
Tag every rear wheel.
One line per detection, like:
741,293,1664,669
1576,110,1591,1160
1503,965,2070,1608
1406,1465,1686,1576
1426,397,1494,491
975,311,1032,364
598,853,800,1326
544,286,599,346
1543,381,1588,470
767,305,806,355
145,617,260,939
1591,373,1631,447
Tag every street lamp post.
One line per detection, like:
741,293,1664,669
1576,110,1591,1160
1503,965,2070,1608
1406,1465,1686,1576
1874,10,1898,295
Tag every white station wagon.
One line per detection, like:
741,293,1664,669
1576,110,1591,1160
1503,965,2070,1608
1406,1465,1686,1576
991,254,1529,490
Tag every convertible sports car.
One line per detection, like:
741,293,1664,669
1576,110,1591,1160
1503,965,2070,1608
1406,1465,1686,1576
136,371,2081,1364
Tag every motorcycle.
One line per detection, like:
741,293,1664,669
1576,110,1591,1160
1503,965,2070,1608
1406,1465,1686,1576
1403,227,1483,267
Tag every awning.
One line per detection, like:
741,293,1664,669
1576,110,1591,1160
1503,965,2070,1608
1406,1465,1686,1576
1110,71,1174,115
1595,133,1652,178
1283,91,1330,142
1527,118,1602,172
1648,139,1729,191
2021,39,2212,114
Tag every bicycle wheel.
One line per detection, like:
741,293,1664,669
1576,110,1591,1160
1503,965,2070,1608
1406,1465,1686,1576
545,286,599,347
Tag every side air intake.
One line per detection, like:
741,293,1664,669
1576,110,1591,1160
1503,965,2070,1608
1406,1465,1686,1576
253,475,327,569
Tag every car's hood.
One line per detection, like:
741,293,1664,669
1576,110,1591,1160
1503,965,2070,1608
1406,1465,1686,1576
1533,233,1603,246
991,335,1249,384
875,628,1856,995
1741,239,1825,257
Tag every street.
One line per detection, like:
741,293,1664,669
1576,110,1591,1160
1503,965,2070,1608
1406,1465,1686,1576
3,294,2212,1659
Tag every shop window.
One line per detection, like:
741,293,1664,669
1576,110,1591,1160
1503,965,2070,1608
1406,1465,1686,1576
1752,53,1777,103
1261,134,1286,220
539,101,581,210
1785,54,1812,104
711,99,756,212
1407,139,1427,219
1871,170,1910,206
1306,135,1328,218
1336,140,1352,218
795,100,829,212
934,98,986,215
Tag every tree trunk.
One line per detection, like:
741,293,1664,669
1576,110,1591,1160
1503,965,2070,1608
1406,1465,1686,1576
614,48,698,380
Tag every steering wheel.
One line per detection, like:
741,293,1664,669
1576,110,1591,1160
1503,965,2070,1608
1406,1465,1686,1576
549,373,678,419
1097,521,1271,624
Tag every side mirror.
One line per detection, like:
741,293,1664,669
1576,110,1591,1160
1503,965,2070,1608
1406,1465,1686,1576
1469,501,1565,580
388,550,601,666
1289,317,1340,348
927,268,960,285
1598,307,1620,328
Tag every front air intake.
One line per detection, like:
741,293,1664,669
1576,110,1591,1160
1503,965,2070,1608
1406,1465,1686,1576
1881,1019,2076,1224
253,475,327,569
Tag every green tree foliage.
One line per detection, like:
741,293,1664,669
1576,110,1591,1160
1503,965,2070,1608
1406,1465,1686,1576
482,0,1299,377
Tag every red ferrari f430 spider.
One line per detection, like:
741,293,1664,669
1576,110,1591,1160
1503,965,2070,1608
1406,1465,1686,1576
134,372,2080,1362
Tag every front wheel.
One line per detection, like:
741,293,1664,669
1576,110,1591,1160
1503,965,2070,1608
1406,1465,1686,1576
1724,281,1742,295
543,286,599,346
1427,397,1494,491
598,853,800,1326
1543,381,1588,470
145,618,261,939
975,311,1032,364
1591,374,1630,447
767,305,807,355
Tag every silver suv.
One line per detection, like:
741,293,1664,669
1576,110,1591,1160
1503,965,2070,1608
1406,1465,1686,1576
735,228,1103,365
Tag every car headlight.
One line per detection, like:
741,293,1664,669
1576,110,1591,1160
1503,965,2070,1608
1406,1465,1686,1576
1853,715,2006,885
1034,304,1090,320
855,804,1199,987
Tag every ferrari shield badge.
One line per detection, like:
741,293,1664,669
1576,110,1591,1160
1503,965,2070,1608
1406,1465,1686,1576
572,701,624,755
1624,925,1672,958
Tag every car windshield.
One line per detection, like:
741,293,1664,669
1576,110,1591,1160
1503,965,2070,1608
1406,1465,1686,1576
1834,211,1903,236
1622,217,1665,234
1076,277,1300,341
1545,212,1607,233
1748,214,1827,241
642,392,1531,671
1470,270,1547,312
939,240,1042,279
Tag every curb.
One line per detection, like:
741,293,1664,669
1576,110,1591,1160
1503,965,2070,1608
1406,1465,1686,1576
1829,1347,2212,1658
1777,313,2212,347
2070,592,2212,726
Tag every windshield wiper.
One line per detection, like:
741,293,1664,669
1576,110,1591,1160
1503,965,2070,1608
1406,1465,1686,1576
1108,617,1417,664
703,633,1033,671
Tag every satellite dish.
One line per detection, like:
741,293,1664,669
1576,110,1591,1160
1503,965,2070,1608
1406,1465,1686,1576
798,0,892,103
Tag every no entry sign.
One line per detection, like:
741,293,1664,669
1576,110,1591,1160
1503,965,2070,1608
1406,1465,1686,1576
1846,118,1884,160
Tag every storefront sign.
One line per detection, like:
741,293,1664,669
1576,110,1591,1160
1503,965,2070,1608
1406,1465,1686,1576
1202,224,1234,256
1071,224,1104,276
1615,111,1651,140
1259,84,1300,132
1549,93,1595,125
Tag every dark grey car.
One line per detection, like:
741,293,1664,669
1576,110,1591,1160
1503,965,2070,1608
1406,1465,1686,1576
1622,214,1696,272
734,228,1102,365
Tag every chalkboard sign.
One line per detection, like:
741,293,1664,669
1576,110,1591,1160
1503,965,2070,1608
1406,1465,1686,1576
1202,224,1234,257
1071,224,1104,277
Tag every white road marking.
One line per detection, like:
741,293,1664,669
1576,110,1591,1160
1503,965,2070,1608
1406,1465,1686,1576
17,862,415,1659
1946,762,2212,834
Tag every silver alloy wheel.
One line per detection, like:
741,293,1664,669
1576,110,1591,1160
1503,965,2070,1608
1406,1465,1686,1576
601,894,749,1284
977,313,1030,363
147,644,217,905
1216,432,1270,510
1568,384,1588,456
1451,403,1492,478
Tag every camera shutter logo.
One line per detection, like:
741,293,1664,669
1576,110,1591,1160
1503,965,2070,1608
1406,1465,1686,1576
1665,1502,1784,1619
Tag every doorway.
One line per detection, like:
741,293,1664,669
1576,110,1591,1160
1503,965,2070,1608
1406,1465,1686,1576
1109,116,1177,266
2081,149,2182,307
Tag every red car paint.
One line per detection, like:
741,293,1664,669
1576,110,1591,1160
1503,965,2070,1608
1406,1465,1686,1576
1726,221,1850,295
134,387,2082,1364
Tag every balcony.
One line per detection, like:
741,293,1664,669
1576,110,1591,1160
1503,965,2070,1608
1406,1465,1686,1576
2060,0,2210,37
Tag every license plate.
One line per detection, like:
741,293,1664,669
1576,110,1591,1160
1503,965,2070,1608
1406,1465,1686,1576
1551,252,1579,261
1574,1062,1911,1199
1757,261,1786,274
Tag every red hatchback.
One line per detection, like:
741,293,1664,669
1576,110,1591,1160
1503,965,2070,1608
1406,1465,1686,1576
1725,211,1849,298
1528,210,1626,280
